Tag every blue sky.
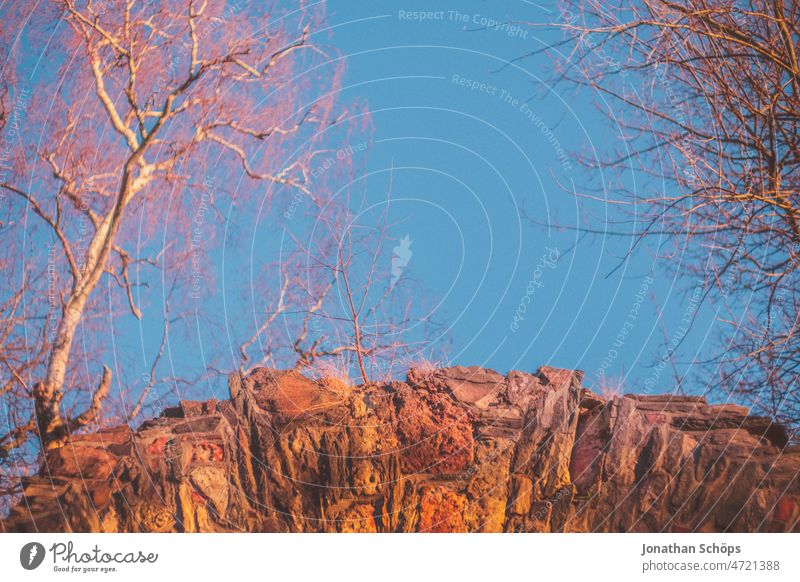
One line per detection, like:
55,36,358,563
313,0,721,395
1,1,729,420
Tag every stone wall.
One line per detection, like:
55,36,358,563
3,366,798,532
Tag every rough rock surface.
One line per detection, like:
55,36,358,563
3,365,798,532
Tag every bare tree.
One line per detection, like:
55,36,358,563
0,0,352,458
552,0,800,424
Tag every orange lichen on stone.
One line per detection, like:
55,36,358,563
395,388,474,475
191,442,224,463
775,497,797,522
417,486,467,532
338,504,378,533
146,436,170,456
644,413,668,425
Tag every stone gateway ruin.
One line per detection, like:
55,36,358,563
4,366,798,532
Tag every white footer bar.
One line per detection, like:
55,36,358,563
1,533,797,581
